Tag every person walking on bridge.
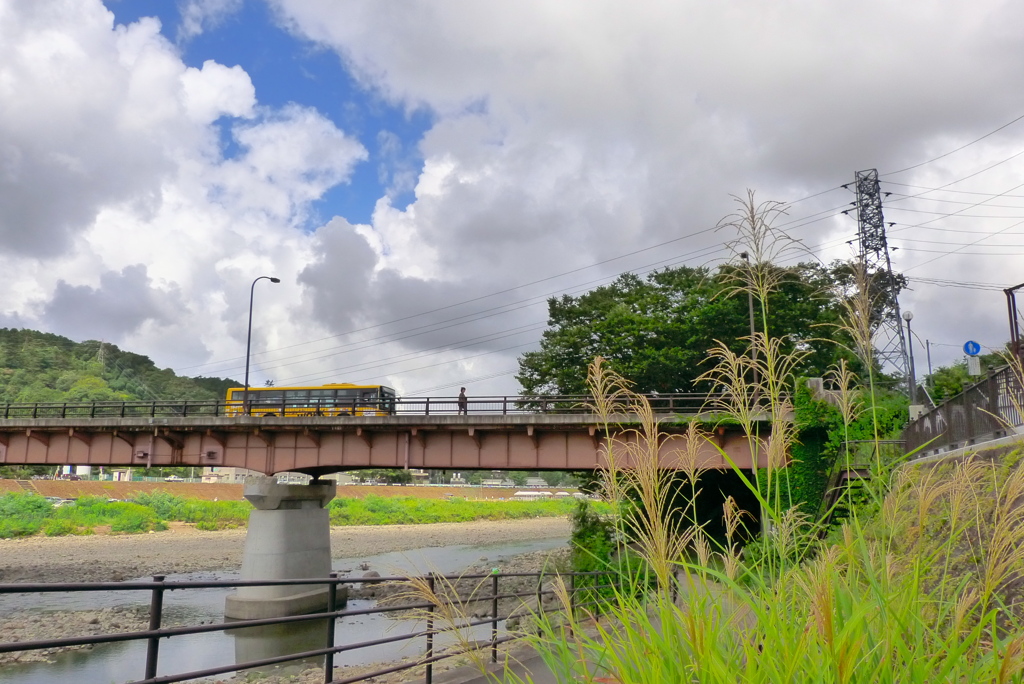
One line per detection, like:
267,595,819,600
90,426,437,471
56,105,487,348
458,387,468,415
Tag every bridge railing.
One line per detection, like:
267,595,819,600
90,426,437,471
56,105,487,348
0,569,618,684
0,393,713,420
903,364,1024,456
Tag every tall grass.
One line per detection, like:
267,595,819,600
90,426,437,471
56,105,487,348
515,363,1024,683
443,196,1024,683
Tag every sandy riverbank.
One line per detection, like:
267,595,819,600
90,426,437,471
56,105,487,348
0,517,571,584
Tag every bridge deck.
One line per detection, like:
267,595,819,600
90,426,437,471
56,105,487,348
0,409,767,475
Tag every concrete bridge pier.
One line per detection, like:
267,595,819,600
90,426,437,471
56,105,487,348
224,478,343,620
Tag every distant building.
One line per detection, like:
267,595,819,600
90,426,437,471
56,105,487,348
276,472,312,485
202,467,260,484
202,468,360,486
525,477,548,488
324,472,357,485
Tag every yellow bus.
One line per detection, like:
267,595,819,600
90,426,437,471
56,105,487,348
225,384,397,417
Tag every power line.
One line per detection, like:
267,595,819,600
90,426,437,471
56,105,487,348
404,369,519,396
274,323,545,383
181,145,1024,387
199,241,727,379
898,246,1024,256
174,222,729,373
880,112,1024,177
882,181,1024,198
300,340,540,387
178,193,855,377
885,206,1024,219
894,237,1024,248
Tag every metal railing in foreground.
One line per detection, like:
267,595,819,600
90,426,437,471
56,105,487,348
0,570,618,684
903,364,1024,455
0,393,712,419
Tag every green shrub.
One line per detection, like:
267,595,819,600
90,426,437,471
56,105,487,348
171,499,250,526
327,495,582,526
42,518,90,536
0,517,43,538
130,491,184,518
110,509,158,533
0,493,53,538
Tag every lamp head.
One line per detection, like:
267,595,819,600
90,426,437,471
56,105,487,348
739,251,749,261
902,310,913,322
269,277,281,283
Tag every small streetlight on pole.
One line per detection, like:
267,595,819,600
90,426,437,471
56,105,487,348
244,276,281,413
902,310,917,405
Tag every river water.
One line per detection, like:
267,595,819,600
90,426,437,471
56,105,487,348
0,536,566,684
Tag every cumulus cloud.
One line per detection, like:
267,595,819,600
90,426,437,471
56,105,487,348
0,0,368,378
42,265,186,341
266,0,1024,381
4,0,1024,398
177,0,243,41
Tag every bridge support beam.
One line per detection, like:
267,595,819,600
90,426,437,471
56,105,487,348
224,479,342,620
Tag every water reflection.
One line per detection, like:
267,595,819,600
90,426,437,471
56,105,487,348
0,537,565,684
230,619,327,676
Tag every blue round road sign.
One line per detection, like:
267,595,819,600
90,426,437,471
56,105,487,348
964,340,981,356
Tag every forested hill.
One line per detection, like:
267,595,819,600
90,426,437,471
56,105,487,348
0,328,238,404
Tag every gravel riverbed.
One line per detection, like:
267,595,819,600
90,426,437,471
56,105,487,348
0,518,572,677
0,517,571,584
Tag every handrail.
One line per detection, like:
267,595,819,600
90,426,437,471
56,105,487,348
0,393,718,419
903,365,1024,455
0,569,617,684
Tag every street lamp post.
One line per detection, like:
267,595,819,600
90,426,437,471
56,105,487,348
244,276,281,413
903,310,917,405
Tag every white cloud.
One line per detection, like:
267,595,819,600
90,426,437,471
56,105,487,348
0,0,370,380
5,0,1024,400
177,0,243,42
180,60,255,123
266,0,1024,383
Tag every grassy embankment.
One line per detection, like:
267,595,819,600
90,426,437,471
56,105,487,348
0,492,585,538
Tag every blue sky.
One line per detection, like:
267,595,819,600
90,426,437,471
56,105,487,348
109,0,431,226
3,0,1024,395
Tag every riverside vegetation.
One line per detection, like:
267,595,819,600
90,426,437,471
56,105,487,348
0,491,587,538
398,194,1024,683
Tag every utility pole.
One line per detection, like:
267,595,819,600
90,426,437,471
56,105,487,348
926,339,933,385
1007,281,1024,361
903,311,917,404
848,169,911,391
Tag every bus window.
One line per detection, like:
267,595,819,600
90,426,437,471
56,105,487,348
285,390,310,407
310,389,336,401
310,389,335,411
336,389,359,412
255,390,284,405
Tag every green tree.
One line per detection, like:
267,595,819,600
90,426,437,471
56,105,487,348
517,262,852,395
925,350,1006,402
359,468,414,485
0,328,238,404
